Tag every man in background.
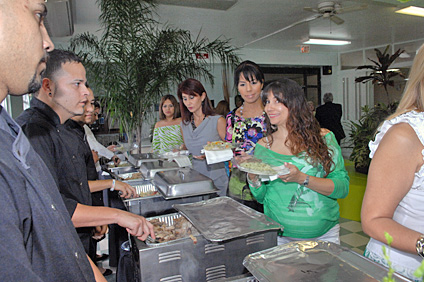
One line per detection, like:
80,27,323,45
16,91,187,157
315,92,346,145
0,0,101,280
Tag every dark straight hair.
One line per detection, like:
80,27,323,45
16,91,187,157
159,94,180,120
234,60,265,87
43,49,82,81
177,78,215,124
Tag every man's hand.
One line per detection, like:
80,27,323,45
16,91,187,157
114,181,137,198
92,225,108,240
112,155,121,166
116,211,155,241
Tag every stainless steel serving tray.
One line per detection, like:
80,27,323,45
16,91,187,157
173,197,283,242
123,179,158,198
109,166,139,175
139,159,180,180
154,168,219,199
127,153,164,166
243,241,411,282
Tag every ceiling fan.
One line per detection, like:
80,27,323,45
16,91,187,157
304,1,368,25
243,1,368,47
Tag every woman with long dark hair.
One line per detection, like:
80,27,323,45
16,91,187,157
152,94,183,154
247,78,349,244
178,78,228,196
226,60,267,211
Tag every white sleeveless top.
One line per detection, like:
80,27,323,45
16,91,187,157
365,110,424,281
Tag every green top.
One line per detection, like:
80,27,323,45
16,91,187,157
250,132,349,238
152,124,184,154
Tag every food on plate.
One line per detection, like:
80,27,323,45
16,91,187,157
239,159,277,175
204,141,232,151
149,216,199,243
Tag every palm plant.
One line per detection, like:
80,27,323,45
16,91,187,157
355,45,405,104
70,0,240,151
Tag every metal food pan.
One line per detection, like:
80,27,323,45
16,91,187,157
139,160,180,180
154,168,219,199
134,212,278,282
109,166,139,174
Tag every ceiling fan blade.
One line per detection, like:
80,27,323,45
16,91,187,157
330,15,344,25
304,7,319,13
339,4,368,13
243,14,321,47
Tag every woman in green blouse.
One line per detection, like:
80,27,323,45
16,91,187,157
152,95,184,154
247,78,349,244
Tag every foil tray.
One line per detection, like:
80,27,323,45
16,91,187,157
154,168,219,199
243,241,411,282
173,197,282,242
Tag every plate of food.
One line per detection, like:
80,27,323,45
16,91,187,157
236,156,290,176
203,141,233,151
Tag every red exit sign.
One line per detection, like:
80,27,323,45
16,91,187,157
195,53,209,59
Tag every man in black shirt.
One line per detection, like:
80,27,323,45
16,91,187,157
17,50,155,255
0,0,99,280
315,92,346,145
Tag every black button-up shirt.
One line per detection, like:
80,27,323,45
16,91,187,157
16,97,93,252
0,106,95,281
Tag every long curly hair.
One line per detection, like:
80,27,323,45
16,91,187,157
262,78,334,175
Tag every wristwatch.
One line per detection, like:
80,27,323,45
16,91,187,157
303,175,310,187
416,235,424,258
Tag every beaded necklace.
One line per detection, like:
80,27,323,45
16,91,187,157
191,114,205,131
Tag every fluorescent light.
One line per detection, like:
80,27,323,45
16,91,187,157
303,38,351,46
396,6,424,17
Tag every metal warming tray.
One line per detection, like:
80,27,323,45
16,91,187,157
127,153,164,166
109,166,139,175
243,241,412,282
123,179,216,217
134,206,281,282
174,197,282,242
153,168,219,199
139,159,180,180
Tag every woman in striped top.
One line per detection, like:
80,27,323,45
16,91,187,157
152,95,184,154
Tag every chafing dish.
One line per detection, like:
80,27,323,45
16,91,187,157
243,241,411,282
127,153,164,166
123,179,215,217
154,168,219,199
139,159,180,180
133,198,282,281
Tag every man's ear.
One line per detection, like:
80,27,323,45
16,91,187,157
41,78,53,95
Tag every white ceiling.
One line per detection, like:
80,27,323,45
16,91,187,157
52,0,424,59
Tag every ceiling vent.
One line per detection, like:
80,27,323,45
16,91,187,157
155,0,237,10
44,0,74,37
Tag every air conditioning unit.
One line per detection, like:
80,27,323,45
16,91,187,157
44,0,74,37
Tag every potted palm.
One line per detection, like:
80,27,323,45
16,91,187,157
70,0,240,151
350,45,404,173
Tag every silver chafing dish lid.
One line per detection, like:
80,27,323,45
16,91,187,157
128,153,164,166
173,197,282,242
139,159,180,179
153,168,219,199
243,241,411,282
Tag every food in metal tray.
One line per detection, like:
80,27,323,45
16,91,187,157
204,141,232,151
150,217,199,243
120,172,142,180
138,190,158,198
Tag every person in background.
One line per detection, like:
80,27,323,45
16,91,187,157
233,94,244,112
16,49,155,256
215,100,230,117
225,60,267,212
315,93,346,145
0,0,101,280
247,78,349,245
307,100,315,115
178,78,228,196
152,94,184,154
85,98,121,170
361,44,424,282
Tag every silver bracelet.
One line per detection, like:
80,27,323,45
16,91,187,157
110,179,116,191
416,235,424,258
247,175,261,188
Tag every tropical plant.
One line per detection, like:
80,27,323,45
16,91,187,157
348,102,398,173
70,0,240,151
355,45,405,103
